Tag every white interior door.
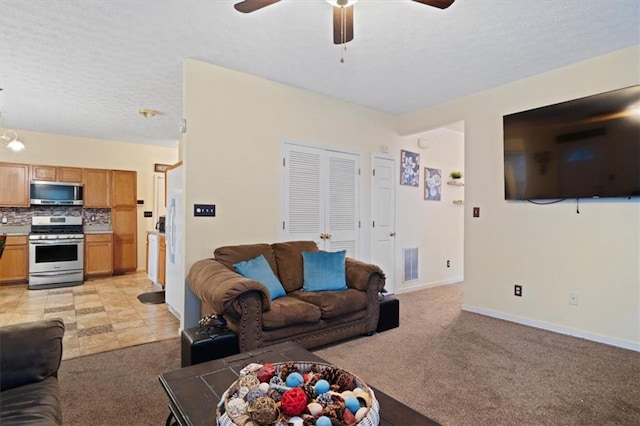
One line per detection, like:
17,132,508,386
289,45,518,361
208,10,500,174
372,155,396,293
325,150,359,258
281,143,360,257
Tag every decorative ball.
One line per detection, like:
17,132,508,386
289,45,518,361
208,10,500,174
248,396,279,424
344,396,360,414
285,372,304,387
343,409,357,425
258,382,270,394
314,379,330,395
246,388,264,405
280,388,308,416
258,363,276,383
307,402,323,417
238,374,260,390
316,415,332,426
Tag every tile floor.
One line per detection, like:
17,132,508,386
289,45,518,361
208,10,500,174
0,272,180,360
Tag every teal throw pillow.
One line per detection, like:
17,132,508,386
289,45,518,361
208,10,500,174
302,250,347,292
234,255,286,300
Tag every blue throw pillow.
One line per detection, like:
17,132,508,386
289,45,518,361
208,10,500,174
302,250,347,292
234,255,286,300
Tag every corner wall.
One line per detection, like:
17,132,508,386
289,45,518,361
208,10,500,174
397,45,640,350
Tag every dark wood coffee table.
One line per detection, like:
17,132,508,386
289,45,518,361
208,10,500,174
159,341,439,426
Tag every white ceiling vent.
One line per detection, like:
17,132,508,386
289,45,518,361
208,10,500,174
403,247,419,283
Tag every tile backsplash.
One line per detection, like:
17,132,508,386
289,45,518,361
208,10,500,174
0,206,111,227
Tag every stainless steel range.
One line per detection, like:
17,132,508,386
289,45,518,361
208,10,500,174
28,216,84,290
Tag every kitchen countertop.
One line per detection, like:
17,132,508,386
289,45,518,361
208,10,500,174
0,225,30,235
84,230,113,234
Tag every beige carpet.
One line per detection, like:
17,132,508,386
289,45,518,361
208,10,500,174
59,283,640,425
316,284,640,425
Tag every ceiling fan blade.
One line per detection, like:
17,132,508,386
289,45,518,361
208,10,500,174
333,6,354,45
411,0,455,9
234,0,280,13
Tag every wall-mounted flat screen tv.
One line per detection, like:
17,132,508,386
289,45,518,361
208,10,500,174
503,85,640,200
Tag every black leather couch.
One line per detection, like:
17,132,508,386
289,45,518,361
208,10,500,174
0,318,65,425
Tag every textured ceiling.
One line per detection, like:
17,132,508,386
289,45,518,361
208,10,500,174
0,0,638,148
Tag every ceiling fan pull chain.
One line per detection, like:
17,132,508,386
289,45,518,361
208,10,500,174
340,6,346,63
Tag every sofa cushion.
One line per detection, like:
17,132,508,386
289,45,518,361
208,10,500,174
234,255,286,300
302,250,347,292
214,244,278,275
272,241,319,293
262,296,322,330
289,289,368,320
0,376,62,426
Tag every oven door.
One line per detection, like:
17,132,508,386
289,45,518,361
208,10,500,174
29,239,84,274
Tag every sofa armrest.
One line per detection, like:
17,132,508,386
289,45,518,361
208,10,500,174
345,257,386,293
188,259,272,319
0,318,65,392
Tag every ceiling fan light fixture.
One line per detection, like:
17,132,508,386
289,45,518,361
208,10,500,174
326,0,357,7
1,130,26,152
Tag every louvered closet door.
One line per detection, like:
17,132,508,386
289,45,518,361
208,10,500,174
325,150,359,257
281,144,360,258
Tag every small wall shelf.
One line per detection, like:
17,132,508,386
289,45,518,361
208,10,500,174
453,200,464,205
447,180,464,186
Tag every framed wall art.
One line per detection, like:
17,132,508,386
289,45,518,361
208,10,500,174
400,150,420,187
424,167,442,201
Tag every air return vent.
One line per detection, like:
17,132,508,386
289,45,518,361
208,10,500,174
403,247,418,282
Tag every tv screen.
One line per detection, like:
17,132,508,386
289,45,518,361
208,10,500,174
503,85,640,200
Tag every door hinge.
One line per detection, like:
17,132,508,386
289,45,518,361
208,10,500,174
282,158,286,167
358,168,361,175
282,221,285,230
358,220,361,228
372,220,375,228
373,169,375,176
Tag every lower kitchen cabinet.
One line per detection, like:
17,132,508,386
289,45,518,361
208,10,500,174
158,235,166,287
112,207,137,274
0,236,28,284
85,233,113,278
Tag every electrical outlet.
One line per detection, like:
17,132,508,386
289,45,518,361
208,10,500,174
514,284,522,297
446,260,450,268
569,292,579,306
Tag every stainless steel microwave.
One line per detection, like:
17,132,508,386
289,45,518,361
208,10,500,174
30,181,83,206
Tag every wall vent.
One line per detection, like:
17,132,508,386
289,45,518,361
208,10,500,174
403,247,419,282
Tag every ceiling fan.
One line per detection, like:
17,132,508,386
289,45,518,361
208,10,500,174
233,0,455,45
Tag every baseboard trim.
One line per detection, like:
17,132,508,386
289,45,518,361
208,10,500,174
395,278,462,295
462,304,640,352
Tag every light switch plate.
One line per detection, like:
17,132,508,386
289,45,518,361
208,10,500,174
194,204,215,217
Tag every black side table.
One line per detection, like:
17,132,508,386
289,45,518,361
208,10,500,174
180,327,239,367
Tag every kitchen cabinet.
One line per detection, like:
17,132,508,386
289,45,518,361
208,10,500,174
31,165,82,182
112,170,137,274
111,170,137,207
158,235,166,287
112,206,137,274
0,236,28,284
0,163,30,207
84,233,113,278
83,168,111,208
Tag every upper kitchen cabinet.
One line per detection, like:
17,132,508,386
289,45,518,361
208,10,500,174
31,165,82,182
83,168,111,208
0,162,30,207
111,170,137,207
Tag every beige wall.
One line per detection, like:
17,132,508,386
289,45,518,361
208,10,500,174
398,45,640,350
0,129,179,271
396,126,465,293
181,59,402,325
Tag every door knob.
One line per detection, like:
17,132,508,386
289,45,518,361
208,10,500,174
390,232,396,237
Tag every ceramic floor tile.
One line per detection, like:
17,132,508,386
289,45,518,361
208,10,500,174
115,325,157,347
4,272,180,361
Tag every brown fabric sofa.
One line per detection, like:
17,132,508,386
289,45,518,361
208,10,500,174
188,241,385,352
0,318,65,426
